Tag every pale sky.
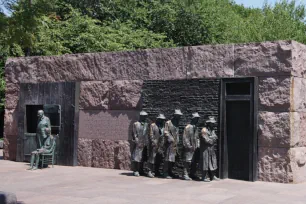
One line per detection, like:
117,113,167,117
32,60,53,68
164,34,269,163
235,0,305,8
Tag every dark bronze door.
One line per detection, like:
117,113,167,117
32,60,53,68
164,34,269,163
17,82,80,166
220,78,258,181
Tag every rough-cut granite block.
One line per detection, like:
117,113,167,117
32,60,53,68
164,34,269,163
4,109,18,136
79,81,110,110
188,44,234,78
234,41,292,76
290,77,306,112
91,140,131,170
290,147,306,183
5,83,20,110
146,47,187,80
3,136,17,161
258,147,293,183
5,57,38,84
37,54,96,82
292,41,306,78
109,80,143,110
78,110,138,140
258,112,290,148
95,50,156,80
77,138,93,167
290,112,306,147
258,76,290,112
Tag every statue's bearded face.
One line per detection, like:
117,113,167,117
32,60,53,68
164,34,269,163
37,110,44,119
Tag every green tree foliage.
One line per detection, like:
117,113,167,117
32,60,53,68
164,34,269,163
0,0,306,111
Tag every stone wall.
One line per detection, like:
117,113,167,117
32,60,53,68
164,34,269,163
4,40,306,183
77,80,143,170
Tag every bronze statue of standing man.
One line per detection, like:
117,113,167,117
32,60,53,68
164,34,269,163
36,110,51,148
147,114,166,178
200,116,220,182
182,112,200,180
163,109,183,179
131,111,149,177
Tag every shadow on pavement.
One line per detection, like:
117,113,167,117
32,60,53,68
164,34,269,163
120,172,134,177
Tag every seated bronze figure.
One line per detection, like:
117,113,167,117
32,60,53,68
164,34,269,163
27,128,56,170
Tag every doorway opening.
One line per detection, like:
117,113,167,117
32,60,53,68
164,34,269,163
220,78,258,181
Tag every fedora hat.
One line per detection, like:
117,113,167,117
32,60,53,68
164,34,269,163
174,109,183,116
206,116,216,124
192,112,200,118
157,113,166,120
140,111,148,116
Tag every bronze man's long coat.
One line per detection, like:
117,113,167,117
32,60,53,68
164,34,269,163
148,123,164,164
183,124,199,162
164,120,179,162
200,128,218,171
131,121,149,162
36,116,51,148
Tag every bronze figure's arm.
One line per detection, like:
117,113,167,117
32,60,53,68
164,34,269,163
164,121,174,143
132,122,139,143
201,128,214,145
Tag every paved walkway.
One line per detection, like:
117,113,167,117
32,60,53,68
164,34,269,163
0,150,306,204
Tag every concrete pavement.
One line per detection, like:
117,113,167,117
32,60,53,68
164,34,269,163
0,150,306,204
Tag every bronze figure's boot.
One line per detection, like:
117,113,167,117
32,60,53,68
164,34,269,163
147,163,155,178
202,171,210,182
133,162,140,177
210,171,220,181
163,161,172,179
183,162,192,180
27,154,35,170
32,154,40,170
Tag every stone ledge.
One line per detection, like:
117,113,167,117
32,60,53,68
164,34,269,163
5,57,38,84
187,44,234,78
234,41,292,77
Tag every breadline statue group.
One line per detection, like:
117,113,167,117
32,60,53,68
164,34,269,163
131,110,219,182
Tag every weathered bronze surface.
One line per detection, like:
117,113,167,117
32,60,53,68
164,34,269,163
131,111,149,177
147,114,166,178
163,109,183,179
36,110,51,148
200,116,219,182
28,128,56,170
182,112,200,180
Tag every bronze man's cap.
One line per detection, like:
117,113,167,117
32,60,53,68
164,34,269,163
174,109,183,116
192,112,200,118
140,111,148,116
206,116,217,124
157,114,166,120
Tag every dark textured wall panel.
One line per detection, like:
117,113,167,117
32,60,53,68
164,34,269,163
142,79,221,175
